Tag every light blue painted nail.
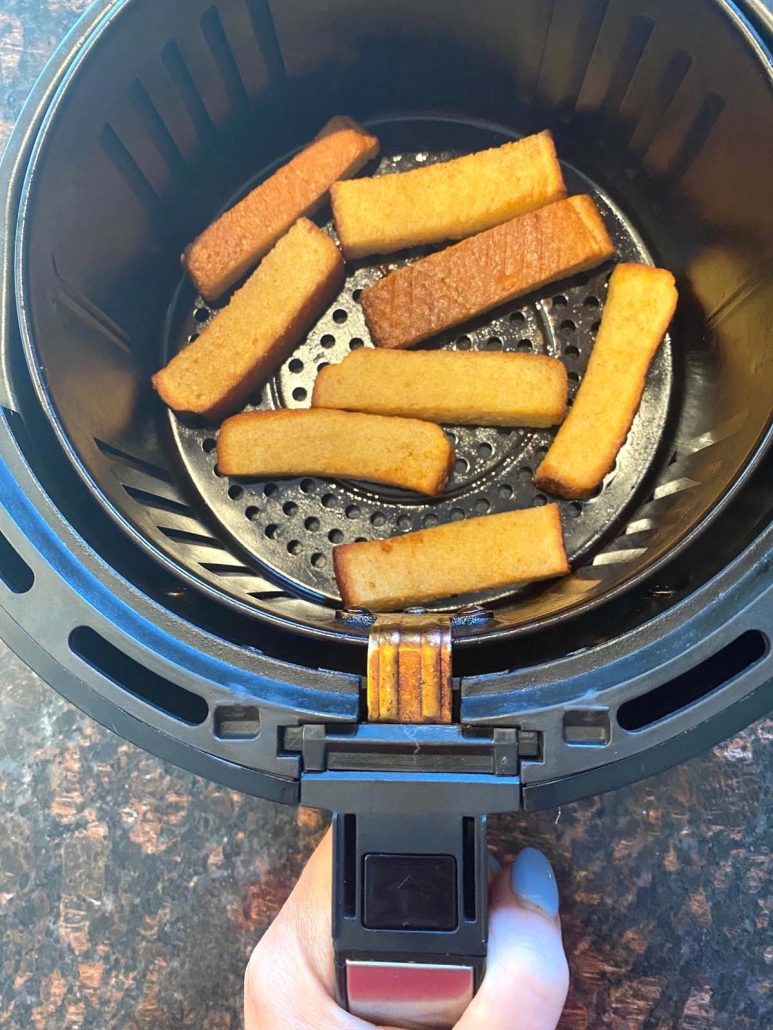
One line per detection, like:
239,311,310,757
511,847,560,918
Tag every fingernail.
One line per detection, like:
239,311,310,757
511,847,559,918
488,853,502,875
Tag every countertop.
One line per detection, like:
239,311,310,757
1,1,772,1027
3,637,772,1030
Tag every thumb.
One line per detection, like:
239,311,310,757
457,848,569,1030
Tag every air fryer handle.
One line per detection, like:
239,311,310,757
332,810,488,1029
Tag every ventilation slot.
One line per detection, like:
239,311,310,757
160,526,227,547
246,0,288,90
600,15,654,121
342,814,357,918
200,6,249,116
626,49,692,156
128,78,187,180
200,562,259,575
667,90,725,183
69,626,208,725
95,438,172,482
462,817,476,922
618,631,767,731
162,41,215,140
536,0,610,115
124,485,195,517
99,124,165,225
0,531,34,593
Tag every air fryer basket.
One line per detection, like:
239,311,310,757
15,0,773,649
1,0,773,814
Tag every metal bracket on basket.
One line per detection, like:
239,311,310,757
337,605,494,725
367,614,453,723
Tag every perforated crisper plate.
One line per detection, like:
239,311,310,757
169,151,672,612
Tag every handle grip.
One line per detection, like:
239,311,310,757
332,810,488,1029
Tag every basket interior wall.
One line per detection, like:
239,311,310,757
18,0,773,643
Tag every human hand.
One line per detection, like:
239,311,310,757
245,831,569,1029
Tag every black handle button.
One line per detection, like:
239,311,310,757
363,854,458,931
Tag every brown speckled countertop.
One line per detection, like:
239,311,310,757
1,3,773,1028
2,633,772,1029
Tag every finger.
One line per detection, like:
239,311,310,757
488,853,502,883
244,828,374,1030
456,848,569,1030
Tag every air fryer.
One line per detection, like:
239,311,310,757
1,0,773,1024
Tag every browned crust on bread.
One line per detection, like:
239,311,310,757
183,116,379,300
571,194,615,254
153,220,344,420
216,409,454,497
331,130,566,260
535,263,678,499
311,348,567,427
333,504,570,611
361,195,615,350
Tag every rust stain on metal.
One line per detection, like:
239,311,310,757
366,615,452,724
397,625,422,722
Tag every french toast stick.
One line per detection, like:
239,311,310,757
154,219,344,420
330,130,566,259
333,504,570,610
183,116,379,300
217,409,454,497
361,195,615,349
535,263,678,499
312,348,567,427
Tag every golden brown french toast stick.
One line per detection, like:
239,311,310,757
361,195,615,349
153,220,343,420
333,504,570,610
535,263,678,499
312,348,567,427
330,130,566,259
183,116,379,299
217,409,454,497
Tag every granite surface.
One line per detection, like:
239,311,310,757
1,2,773,1028
2,637,772,1030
